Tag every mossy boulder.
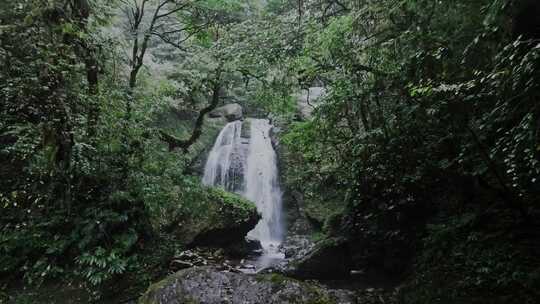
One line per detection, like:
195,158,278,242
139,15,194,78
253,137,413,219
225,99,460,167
171,188,260,248
138,267,355,304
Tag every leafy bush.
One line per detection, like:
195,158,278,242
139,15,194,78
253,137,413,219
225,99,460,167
402,211,540,304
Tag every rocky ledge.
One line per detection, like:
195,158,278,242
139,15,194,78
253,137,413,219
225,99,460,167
139,266,355,304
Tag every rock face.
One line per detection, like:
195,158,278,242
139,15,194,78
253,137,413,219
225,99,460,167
288,237,352,280
139,267,355,304
209,103,243,122
224,237,263,258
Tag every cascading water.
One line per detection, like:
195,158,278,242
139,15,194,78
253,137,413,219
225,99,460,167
244,119,284,248
202,118,284,268
202,120,245,193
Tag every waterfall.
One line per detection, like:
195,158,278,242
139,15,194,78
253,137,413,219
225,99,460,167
202,118,284,262
202,120,245,193
244,119,283,247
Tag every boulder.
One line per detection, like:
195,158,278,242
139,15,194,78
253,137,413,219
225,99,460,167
288,237,352,279
209,103,243,122
170,188,260,249
138,267,355,304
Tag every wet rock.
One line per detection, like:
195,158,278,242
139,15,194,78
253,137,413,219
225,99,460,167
209,103,243,122
170,249,208,270
280,234,315,259
188,211,259,248
242,263,256,270
139,267,355,304
244,238,263,252
223,237,263,258
169,260,194,271
288,237,352,280
171,248,252,273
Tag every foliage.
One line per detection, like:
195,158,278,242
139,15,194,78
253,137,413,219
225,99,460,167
0,0,250,299
402,211,540,303
265,0,539,301
2,0,540,302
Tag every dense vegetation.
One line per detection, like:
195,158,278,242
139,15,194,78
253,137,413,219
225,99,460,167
1,0,539,303
276,0,540,303
0,0,256,300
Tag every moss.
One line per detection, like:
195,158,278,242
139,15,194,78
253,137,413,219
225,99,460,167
306,297,337,304
255,273,338,303
138,270,202,304
210,188,256,218
304,283,338,304
310,231,326,242
138,276,178,304
314,236,346,248
303,197,344,230
267,273,289,285
202,187,257,227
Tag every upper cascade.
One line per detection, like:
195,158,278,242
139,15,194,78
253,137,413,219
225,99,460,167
202,120,246,192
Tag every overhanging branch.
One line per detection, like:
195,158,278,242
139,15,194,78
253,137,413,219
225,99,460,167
159,72,222,153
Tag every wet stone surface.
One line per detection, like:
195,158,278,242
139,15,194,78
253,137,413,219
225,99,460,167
139,266,356,304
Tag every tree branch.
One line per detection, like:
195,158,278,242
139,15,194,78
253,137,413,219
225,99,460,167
159,70,222,153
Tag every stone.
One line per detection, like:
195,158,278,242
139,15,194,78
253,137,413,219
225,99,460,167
209,103,243,122
280,234,315,259
138,267,355,304
170,260,194,271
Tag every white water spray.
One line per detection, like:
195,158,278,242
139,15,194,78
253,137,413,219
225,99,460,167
202,121,246,193
244,119,284,247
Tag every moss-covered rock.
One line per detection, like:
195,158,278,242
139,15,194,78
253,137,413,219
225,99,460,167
138,267,355,304
171,188,260,248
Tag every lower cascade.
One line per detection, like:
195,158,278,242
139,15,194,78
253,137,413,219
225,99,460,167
202,118,284,268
